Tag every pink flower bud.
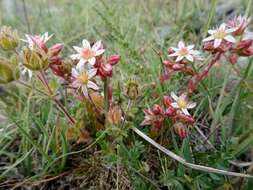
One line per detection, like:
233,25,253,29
101,64,113,77
49,43,64,56
168,47,175,55
172,63,184,71
203,41,214,51
50,56,62,65
107,54,120,65
228,53,238,64
237,39,252,50
163,96,173,107
174,123,187,139
163,60,173,67
165,107,176,117
159,73,170,84
152,104,164,115
240,48,253,57
178,113,194,124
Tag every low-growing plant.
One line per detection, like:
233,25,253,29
0,7,253,189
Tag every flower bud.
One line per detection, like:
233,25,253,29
0,26,19,51
168,47,175,54
101,63,113,77
236,39,252,50
177,113,194,124
228,53,238,64
163,96,173,107
159,73,170,84
0,58,20,84
152,104,164,115
126,80,139,100
107,105,122,125
172,63,184,71
50,56,62,65
107,54,120,65
165,107,176,117
49,43,64,56
163,60,173,67
239,48,253,57
174,122,187,139
22,48,49,71
203,41,214,51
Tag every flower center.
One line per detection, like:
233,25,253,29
177,99,187,109
179,47,189,56
77,72,89,84
214,30,226,39
82,48,94,59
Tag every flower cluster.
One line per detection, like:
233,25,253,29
160,41,202,83
141,92,196,138
20,32,64,78
70,39,120,98
145,15,253,138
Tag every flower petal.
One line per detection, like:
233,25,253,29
71,68,79,77
87,68,97,78
182,109,190,115
82,39,91,49
224,35,235,43
178,41,185,48
76,59,86,70
95,49,105,56
87,81,99,90
185,54,194,62
171,102,179,108
175,55,184,62
73,46,83,53
187,44,194,50
170,92,179,101
82,86,89,97
88,57,96,65
70,54,80,60
214,39,222,48
202,36,214,42
187,102,196,109
168,52,179,57
92,40,102,51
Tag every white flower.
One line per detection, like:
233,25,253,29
70,39,105,69
21,32,53,50
168,41,201,62
203,23,235,48
170,92,196,115
72,67,98,97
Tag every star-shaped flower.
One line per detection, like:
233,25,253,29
70,39,105,69
71,67,98,97
170,92,196,115
203,23,235,48
21,32,53,50
168,41,201,62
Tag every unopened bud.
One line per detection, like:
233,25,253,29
228,53,238,64
0,26,19,51
126,80,139,100
165,107,176,117
239,48,253,57
172,63,184,70
0,58,19,84
107,105,122,125
49,43,64,56
163,96,173,107
101,63,113,77
152,104,164,115
237,39,252,50
107,54,120,65
174,122,187,139
22,48,49,71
